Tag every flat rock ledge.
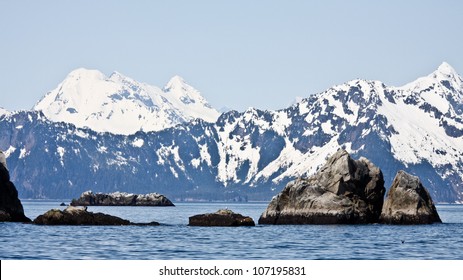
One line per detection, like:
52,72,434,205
259,149,385,225
71,190,174,207
189,209,255,227
380,170,442,224
33,206,159,226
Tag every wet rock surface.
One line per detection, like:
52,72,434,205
189,209,255,226
33,206,159,226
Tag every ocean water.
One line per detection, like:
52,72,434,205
1,201,462,260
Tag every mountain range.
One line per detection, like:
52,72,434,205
1,62,462,202
33,69,219,135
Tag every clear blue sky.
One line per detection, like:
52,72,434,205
1,0,462,112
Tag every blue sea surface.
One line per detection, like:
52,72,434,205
1,201,462,259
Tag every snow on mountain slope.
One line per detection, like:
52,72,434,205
3,62,463,202
0,107,10,117
33,68,220,135
199,62,463,201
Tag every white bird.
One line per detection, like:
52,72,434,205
0,150,7,170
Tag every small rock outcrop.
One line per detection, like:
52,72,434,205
380,170,442,224
71,190,175,206
33,206,160,226
34,206,131,225
0,162,31,223
259,149,385,224
189,209,255,226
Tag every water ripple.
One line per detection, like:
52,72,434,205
1,202,462,259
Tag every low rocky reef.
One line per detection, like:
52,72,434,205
0,163,31,223
259,149,442,225
34,206,160,226
189,209,255,227
71,190,175,207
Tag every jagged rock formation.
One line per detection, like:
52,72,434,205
0,162,30,222
259,149,385,224
189,209,255,226
380,171,442,224
33,206,159,226
70,191,174,206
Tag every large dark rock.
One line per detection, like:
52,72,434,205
189,209,255,226
71,190,175,206
33,206,160,226
33,206,131,225
380,170,442,224
259,149,385,224
0,163,31,223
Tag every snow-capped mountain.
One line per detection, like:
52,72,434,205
276,62,463,174
33,68,220,135
0,107,9,117
1,62,463,202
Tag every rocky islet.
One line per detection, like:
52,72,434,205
259,149,441,225
33,206,160,226
259,149,386,224
70,190,175,207
189,209,255,227
1,149,443,226
380,171,442,224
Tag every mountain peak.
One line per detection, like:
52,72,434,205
33,69,219,135
0,107,9,116
164,75,187,91
433,62,459,80
398,62,462,92
109,70,124,79
108,71,138,85
66,68,106,81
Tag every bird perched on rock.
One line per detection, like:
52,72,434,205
0,150,7,170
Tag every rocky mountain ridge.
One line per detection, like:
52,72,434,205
33,68,220,135
1,62,462,202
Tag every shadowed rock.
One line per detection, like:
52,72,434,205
0,150,7,170
0,163,31,223
33,206,159,226
71,190,174,206
189,209,255,226
259,149,385,224
380,170,442,224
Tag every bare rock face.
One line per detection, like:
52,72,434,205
259,149,385,224
380,171,442,224
71,190,174,206
0,150,7,170
0,163,31,223
189,209,255,226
